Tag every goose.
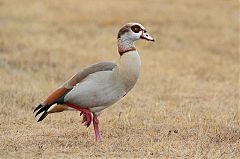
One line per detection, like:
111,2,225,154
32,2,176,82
34,22,155,142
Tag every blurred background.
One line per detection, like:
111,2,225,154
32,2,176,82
0,0,239,158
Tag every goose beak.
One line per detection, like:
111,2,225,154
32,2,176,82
140,31,155,42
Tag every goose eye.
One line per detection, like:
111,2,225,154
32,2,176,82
131,25,141,33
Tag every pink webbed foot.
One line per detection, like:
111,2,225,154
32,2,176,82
80,111,92,127
65,103,92,127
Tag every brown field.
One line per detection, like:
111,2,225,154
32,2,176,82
0,0,239,158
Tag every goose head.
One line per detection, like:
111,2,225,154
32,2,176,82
117,23,154,55
117,23,155,42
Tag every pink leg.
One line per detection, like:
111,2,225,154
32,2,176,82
65,103,92,127
93,115,102,142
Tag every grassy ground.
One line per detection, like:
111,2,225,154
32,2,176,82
0,0,239,158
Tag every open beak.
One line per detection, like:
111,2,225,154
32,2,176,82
140,31,155,42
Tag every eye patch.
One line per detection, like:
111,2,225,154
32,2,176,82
131,25,142,33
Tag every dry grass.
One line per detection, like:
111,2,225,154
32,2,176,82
0,0,239,158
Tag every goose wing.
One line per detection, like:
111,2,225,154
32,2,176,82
34,61,117,113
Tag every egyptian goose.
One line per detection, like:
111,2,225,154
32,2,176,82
34,23,154,142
